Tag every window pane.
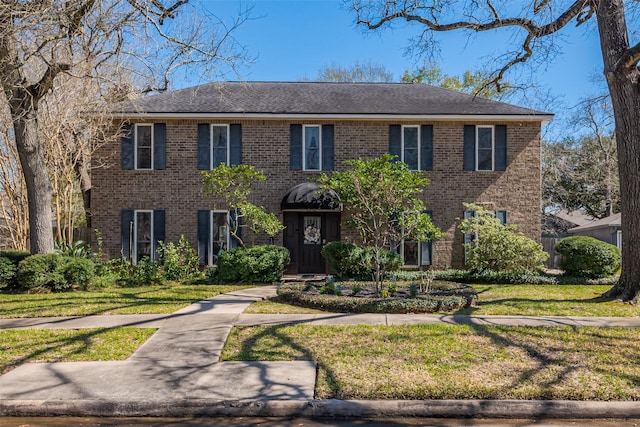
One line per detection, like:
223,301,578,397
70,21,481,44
403,127,418,149
137,148,152,169
404,148,418,170
136,212,152,261
304,126,320,170
477,149,493,171
403,241,419,266
478,127,493,149
211,212,228,263
137,126,152,147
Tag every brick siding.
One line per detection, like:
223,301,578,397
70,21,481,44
92,119,542,269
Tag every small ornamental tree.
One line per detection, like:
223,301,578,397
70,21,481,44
318,154,442,294
201,164,284,247
459,203,548,273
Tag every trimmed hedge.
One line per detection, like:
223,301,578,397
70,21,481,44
555,236,621,278
16,254,68,291
277,281,477,314
209,245,290,283
389,269,618,286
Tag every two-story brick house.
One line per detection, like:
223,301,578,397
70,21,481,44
92,81,552,274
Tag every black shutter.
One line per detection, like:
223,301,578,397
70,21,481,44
230,124,242,165
321,124,334,171
197,210,210,265
496,210,507,225
421,210,433,266
153,210,165,261
197,124,211,170
290,124,302,170
121,123,134,170
421,125,433,171
389,125,401,160
121,210,134,260
495,125,507,171
153,123,166,170
463,125,476,171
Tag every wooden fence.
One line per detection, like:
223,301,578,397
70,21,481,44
542,236,565,270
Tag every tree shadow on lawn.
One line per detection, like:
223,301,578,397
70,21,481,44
467,324,640,400
454,293,617,315
0,286,212,318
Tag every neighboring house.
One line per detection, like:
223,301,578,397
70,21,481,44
92,81,552,274
569,213,622,250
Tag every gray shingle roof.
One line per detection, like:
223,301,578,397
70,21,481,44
114,81,552,119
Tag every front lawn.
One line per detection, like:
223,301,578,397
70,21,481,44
459,284,640,317
0,327,156,374
222,323,640,400
0,284,252,318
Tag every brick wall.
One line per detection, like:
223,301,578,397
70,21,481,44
92,118,542,269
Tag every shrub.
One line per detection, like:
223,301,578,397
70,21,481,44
55,240,94,259
209,245,290,283
159,235,201,281
0,250,31,266
321,242,401,280
555,236,621,278
63,258,96,290
16,254,68,291
0,257,16,288
119,257,164,287
459,203,548,273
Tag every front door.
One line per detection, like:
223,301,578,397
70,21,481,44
283,212,340,274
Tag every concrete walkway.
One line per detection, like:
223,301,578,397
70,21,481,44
2,286,640,419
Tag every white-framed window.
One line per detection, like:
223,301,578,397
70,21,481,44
135,124,153,170
402,125,420,171
303,125,321,171
209,210,230,265
476,125,494,171
210,124,230,168
134,210,153,263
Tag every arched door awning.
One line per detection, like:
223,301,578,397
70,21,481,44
280,182,341,211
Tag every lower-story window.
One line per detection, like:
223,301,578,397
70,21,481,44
400,240,432,266
198,209,239,265
121,209,165,264
209,211,230,265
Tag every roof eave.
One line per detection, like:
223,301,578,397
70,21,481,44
110,112,554,123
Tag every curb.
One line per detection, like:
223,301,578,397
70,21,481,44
2,399,640,419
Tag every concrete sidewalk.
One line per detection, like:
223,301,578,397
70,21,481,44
2,286,640,419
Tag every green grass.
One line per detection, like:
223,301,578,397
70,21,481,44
0,284,253,318
0,327,156,374
222,323,640,400
246,284,640,317
458,284,640,317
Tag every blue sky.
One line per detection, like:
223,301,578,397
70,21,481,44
201,0,606,139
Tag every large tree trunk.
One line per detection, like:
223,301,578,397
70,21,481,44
74,149,92,229
12,104,55,254
597,0,640,301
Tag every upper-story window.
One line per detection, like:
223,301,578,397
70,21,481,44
402,125,420,171
211,125,230,167
121,123,166,170
135,124,153,170
476,126,494,171
464,124,507,172
389,125,433,171
197,123,242,170
290,124,334,171
304,125,321,171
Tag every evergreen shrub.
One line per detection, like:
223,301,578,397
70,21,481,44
555,236,621,278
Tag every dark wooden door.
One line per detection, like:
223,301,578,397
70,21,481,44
283,212,341,274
